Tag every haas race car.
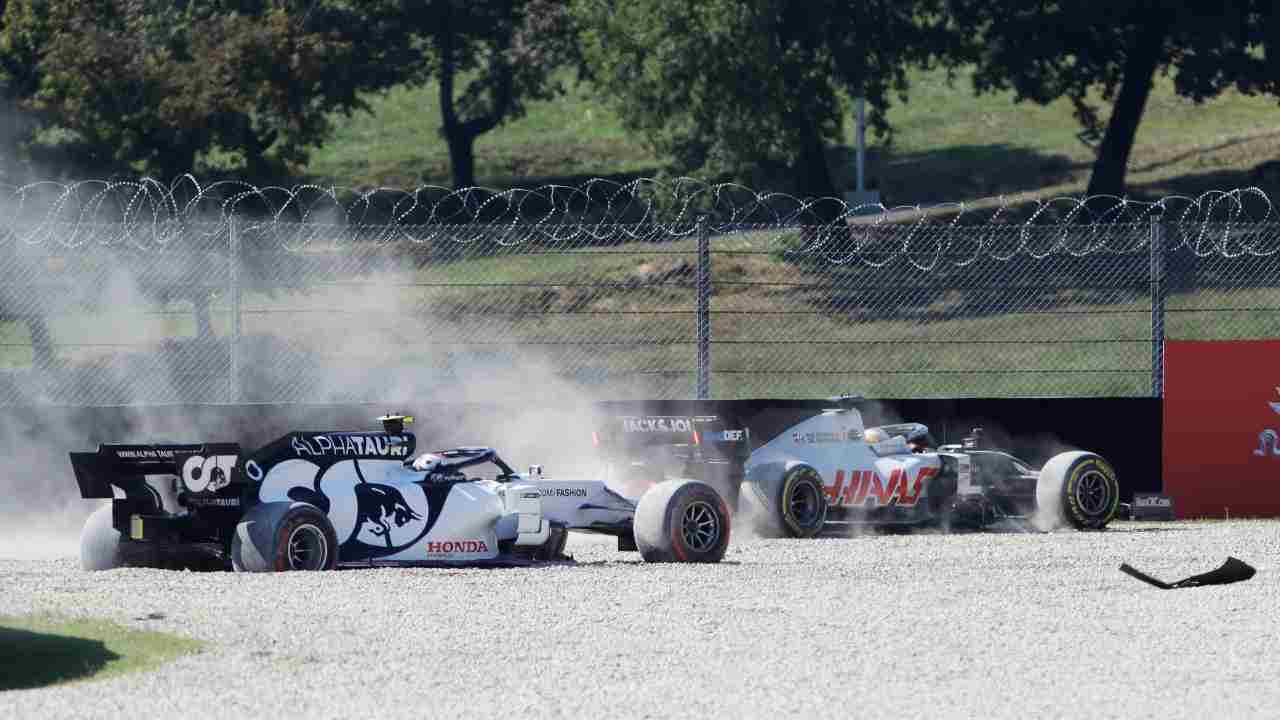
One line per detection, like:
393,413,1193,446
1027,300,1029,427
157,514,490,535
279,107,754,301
70,415,730,572
596,398,1121,536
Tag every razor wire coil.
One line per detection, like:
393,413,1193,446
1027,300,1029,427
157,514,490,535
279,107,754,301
0,177,1277,403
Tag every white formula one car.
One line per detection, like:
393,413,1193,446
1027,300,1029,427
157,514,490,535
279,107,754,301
70,415,730,571
741,398,1121,536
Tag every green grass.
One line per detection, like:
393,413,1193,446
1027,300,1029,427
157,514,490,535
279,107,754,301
304,66,1280,205
306,81,657,188
0,615,202,691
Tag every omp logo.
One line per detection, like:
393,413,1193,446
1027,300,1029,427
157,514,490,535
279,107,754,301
426,540,490,553
182,455,237,493
622,417,692,433
824,467,938,508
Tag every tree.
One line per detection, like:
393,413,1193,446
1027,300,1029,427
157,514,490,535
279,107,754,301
0,0,413,179
946,1,1280,198
375,0,579,189
573,0,950,202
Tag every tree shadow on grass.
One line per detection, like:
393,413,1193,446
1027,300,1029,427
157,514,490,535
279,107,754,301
829,143,1080,207
1127,165,1280,204
0,626,120,691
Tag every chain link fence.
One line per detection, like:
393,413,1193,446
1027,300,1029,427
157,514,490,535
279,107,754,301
0,179,1275,404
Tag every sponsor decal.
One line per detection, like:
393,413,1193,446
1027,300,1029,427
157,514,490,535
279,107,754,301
115,448,176,460
1131,493,1175,521
824,466,938,508
622,417,693,433
185,496,241,508
292,433,410,458
426,540,490,554
539,487,588,497
719,430,745,442
182,454,237,493
792,431,849,444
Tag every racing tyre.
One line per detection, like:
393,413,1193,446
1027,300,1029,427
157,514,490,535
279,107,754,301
232,502,338,572
633,480,730,563
80,504,122,571
1036,451,1120,530
770,466,827,538
524,523,569,561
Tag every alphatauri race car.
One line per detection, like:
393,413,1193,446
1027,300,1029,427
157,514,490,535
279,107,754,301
71,415,730,571
742,398,1121,536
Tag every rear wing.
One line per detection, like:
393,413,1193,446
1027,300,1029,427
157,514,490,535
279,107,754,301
70,442,239,499
593,415,751,463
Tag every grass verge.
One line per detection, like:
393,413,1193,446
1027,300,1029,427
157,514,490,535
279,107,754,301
0,615,202,692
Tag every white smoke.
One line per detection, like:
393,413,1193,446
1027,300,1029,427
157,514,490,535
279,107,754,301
0,210,650,561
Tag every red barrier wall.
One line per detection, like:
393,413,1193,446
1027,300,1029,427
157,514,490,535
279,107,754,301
1164,340,1280,517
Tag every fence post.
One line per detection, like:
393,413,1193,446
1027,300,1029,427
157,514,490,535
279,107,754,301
1149,216,1165,398
696,215,711,399
229,215,242,403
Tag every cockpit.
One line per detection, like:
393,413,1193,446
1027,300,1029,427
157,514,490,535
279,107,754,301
863,423,936,453
407,446,520,482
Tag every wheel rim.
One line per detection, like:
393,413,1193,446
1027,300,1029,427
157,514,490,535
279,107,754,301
1075,470,1111,516
286,524,328,570
680,500,721,553
787,477,821,527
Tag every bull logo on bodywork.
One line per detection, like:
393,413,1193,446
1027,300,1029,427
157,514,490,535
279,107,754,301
354,482,423,548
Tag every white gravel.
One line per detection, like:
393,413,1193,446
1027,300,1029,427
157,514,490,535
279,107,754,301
2,521,1279,719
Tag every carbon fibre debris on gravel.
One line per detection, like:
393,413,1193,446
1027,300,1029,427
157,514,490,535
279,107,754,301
2,521,1279,719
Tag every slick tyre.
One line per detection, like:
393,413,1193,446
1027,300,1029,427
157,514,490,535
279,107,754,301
530,524,569,561
232,502,338,572
634,480,730,563
80,504,122,571
1036,451,1120,531
775,466,827,538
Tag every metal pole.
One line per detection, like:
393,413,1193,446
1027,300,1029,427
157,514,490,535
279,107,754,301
1149,217,1165,398
229,215,242,403
855,97,866,193
696,215,711,399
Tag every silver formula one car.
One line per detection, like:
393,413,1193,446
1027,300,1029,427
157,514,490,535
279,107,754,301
71,415,730,571
742,398,1121,536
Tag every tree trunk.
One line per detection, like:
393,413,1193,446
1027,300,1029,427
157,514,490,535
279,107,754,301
445,131,478,189
795,117,841,225
797,128,838,202
435,4,513,191
436,7,473,190
193,294,214,339
26,315,53,369
1085,21,1169,198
